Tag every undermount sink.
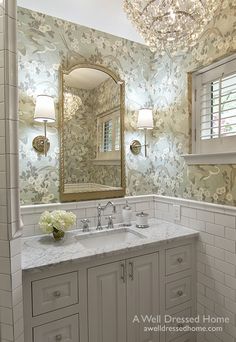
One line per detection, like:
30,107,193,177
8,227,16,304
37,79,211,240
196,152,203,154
75,228,146,249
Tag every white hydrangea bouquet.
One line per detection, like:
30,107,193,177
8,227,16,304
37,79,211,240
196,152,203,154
39,210,76,241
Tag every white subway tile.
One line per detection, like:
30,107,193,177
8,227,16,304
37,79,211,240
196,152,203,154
6,0,17,19
136,201,149,212
205,244,224,260
215,281,235,300
197,262,205,273
225,251,236,266
225,228,236,240
198,272,215,289
7,17,16,53
198,293,214,311
215,213,235,229
181,206,197,219
205,288,224,306
197,210,214,223
200,232,214,245
0,241,10,257
155,202,169,212
225,298,236,314
0,289,12,308
12,285,23,307
11,270,22,290
0,223,8,240
10,238,21,258
197,282,205,295
205,265,224,284
189,218,206,232
197,252,214,267
10,254,21,274
214,236,236,253
206,222,224,237
214,259,235,276
0,257,10,274
224,323,236,340
0,274,11,291
12,301,23,323
0,322,14,340
14,317,24,339
225,274,236,290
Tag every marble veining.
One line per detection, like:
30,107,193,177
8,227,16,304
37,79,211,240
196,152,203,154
22,219,198,272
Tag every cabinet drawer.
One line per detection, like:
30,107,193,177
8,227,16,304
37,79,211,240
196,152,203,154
169,332,195,342
166,245,192,275
33,314,79,342
166,307,191,341
166,277,191,309
32,272,78,316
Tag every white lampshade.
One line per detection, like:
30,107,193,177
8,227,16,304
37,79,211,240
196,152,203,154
34,95,56,123
137,108,153,130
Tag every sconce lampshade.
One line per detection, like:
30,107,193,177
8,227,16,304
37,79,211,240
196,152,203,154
137,108,153,130
34,95,56,123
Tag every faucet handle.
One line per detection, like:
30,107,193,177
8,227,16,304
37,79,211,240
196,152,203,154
81,219,90,232
105,215,115,229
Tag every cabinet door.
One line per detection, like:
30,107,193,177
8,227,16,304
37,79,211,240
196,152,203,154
88,261,126,342
127,253,159,342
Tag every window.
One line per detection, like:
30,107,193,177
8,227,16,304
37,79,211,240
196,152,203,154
193,55,236,156
103,119,112,152
96,108,120,163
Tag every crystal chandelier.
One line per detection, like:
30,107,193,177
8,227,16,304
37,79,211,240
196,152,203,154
123,0,220,53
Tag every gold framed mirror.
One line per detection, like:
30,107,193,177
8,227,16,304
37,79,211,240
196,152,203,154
59,63,126,202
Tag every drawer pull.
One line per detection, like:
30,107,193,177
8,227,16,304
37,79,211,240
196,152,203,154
129,262,134,280
53,291,61,298
177,290,183,297
55,335,62,341
120,263,126,283
177,257,183,263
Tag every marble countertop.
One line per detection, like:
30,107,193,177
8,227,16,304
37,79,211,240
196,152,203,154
22,219,199,273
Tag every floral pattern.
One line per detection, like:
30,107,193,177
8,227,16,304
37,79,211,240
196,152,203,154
18,2,236,206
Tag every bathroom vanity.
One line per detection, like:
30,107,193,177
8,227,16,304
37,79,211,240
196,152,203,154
22,220,198,342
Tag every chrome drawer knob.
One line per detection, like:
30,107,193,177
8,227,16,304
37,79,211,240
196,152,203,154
177,257,183,263
55,335,62,341
53,291,61,298
177,290,183,296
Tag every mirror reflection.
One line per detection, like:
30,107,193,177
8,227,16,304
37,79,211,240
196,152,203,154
61,66,123,197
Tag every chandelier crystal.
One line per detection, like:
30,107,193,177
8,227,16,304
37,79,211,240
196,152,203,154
123,0,220,53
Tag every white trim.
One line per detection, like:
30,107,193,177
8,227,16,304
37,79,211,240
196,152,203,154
153,195,236,216
20,195,155,213
194,53,236,76
181,152,236,164
192,53,236,156
20,193,236,217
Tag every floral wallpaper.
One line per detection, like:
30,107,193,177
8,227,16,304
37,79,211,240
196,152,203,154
18,2,236,206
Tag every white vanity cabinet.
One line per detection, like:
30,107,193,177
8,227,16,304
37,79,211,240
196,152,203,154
23,239,196,342
88,253,159,342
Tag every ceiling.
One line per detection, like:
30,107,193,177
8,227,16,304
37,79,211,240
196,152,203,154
65,68,110,90
17,0,145,44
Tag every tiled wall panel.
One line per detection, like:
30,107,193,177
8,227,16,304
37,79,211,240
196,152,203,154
0,1,23,341
154,195,236,342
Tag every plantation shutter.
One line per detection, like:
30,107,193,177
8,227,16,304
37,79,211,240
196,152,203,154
195,57,236,153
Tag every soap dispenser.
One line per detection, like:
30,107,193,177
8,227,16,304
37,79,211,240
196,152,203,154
122,200,132,226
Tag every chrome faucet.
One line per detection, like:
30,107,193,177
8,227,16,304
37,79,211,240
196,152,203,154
96,201,116,230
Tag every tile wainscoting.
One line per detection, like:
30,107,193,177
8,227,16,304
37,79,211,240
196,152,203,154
21,195,236,342
20,195,155,237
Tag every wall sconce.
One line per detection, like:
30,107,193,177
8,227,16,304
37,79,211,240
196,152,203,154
32,95,56,156
130,108,153,157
